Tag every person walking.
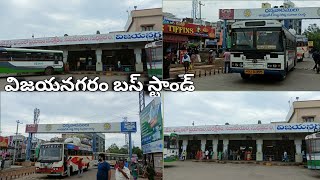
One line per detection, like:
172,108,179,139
223,49,231,73
205,149,209,160
182,150,187,161
236,150,241,160
182,52,191,74
130,160,139,180
115,160,130,180
97,153,111,180
283,151,288,162
163,52,171,79
78,158,83,177
312,49,320,70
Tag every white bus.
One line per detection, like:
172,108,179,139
305,132,320,170
230,20,297,80
93,152,129,167
145,41,163,79
164,133,179,163
35,142,93,176
296,35,309,61
0,48,63,76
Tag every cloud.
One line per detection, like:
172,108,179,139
0,0,161,40
163,0,320,31
164,91,320,127
0,92,156,148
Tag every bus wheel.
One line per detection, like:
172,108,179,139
240,73,250,80
44,67,54,75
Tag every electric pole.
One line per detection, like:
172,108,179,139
199,1,205,22
13,120,23,164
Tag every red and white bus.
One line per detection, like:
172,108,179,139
35,142,93,176
296,35,309,62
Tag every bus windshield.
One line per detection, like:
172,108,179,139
39,144,62,161
256,31,282,50
232,30,254,50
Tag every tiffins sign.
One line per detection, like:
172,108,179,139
220,7,320,20
164,123,320,135
163,22,215,38
0,136,8,148
25,122,137,133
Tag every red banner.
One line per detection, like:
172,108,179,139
163,22,215,38
25,124,38,133
0,136,8,148
163,34,189,43
219,9,235,20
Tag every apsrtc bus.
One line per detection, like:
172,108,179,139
305,132,320,170
164,133,179,162
230,20,297,80
0,48,63,76
35,142,93,176
296,35,309,62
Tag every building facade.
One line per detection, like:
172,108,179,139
0,8,162,73
164,100,320,163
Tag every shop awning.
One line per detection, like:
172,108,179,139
164,34,189,43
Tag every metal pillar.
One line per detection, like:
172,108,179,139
92,133,97,152
13,120,22,164
26,133,32,161
222,20,228,51
129,132,132,162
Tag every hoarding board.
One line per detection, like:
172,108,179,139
163,22,215,38
220,7,320,20
140,97,163,154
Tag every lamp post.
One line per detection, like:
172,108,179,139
13,120,23,165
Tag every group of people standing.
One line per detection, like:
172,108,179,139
96,153,156,180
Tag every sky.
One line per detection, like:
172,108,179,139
163,0,320,32
163,91,320,127
0,92,155,149
0,0,162,40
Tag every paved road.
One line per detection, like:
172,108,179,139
192,58,320,91
164,160,320,180
0,73,147,91
14,168,148,180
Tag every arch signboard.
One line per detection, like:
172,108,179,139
219,7,320,20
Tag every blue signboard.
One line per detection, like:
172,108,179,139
121,122,137,133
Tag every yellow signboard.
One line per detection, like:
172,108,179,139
308,41,314,47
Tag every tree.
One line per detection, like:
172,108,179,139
303,24,320,50
107,143,120,153
132,146,143,159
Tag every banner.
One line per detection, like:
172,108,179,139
164,123,320,135
0,136,8,148
163,22,215,38
229,7,320,20
219,9,235,20
114,31,162,42
140,97,163,154
25,122,137,133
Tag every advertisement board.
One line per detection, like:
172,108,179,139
140,97,163,154
25,122,137,133
163,22,215,38
164,123,320,135
219,9,235,20
231,7,320,20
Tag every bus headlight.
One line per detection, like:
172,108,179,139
267,63,281,69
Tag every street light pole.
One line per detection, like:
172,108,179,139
13,120,23,165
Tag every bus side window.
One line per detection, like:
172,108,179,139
0,52,8,61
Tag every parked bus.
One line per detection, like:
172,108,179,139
305,132,320,170
93,152,129,167
145,40,163,79
164,133,179,163
296,35,309,62
35,142,93,176
0,48,63,76
230,20,297,80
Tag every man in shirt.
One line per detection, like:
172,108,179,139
182,52,191,74
115,160,130,180
223,49,231,73
205,150,209,160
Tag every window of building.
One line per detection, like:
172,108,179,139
303,116,315,122
141,25,154,31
